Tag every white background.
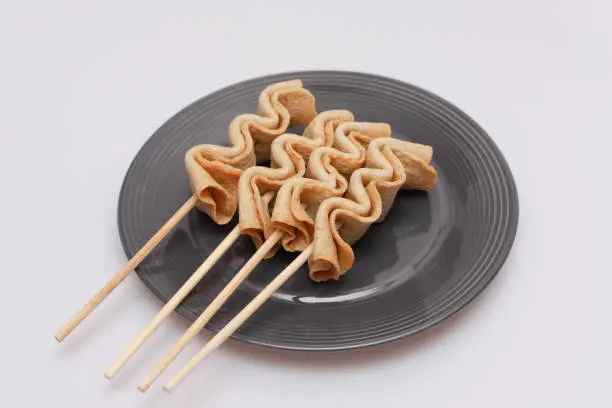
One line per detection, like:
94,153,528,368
1,1,611,407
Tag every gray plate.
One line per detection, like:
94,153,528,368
118,71,519,351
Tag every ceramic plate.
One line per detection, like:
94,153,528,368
117,71,519,351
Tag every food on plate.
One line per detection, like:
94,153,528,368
309,137,437,281
185,80,316,224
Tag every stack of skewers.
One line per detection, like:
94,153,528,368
56,80,438,392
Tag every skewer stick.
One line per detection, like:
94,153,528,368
138,229,284,392
104,225,241,379
164,243,312,392
55,196,198,342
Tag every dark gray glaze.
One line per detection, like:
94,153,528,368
117,71,519,351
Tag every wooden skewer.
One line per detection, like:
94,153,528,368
55,196,198,342
138,229,284,392
104,225,241,379
164,243,313,392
